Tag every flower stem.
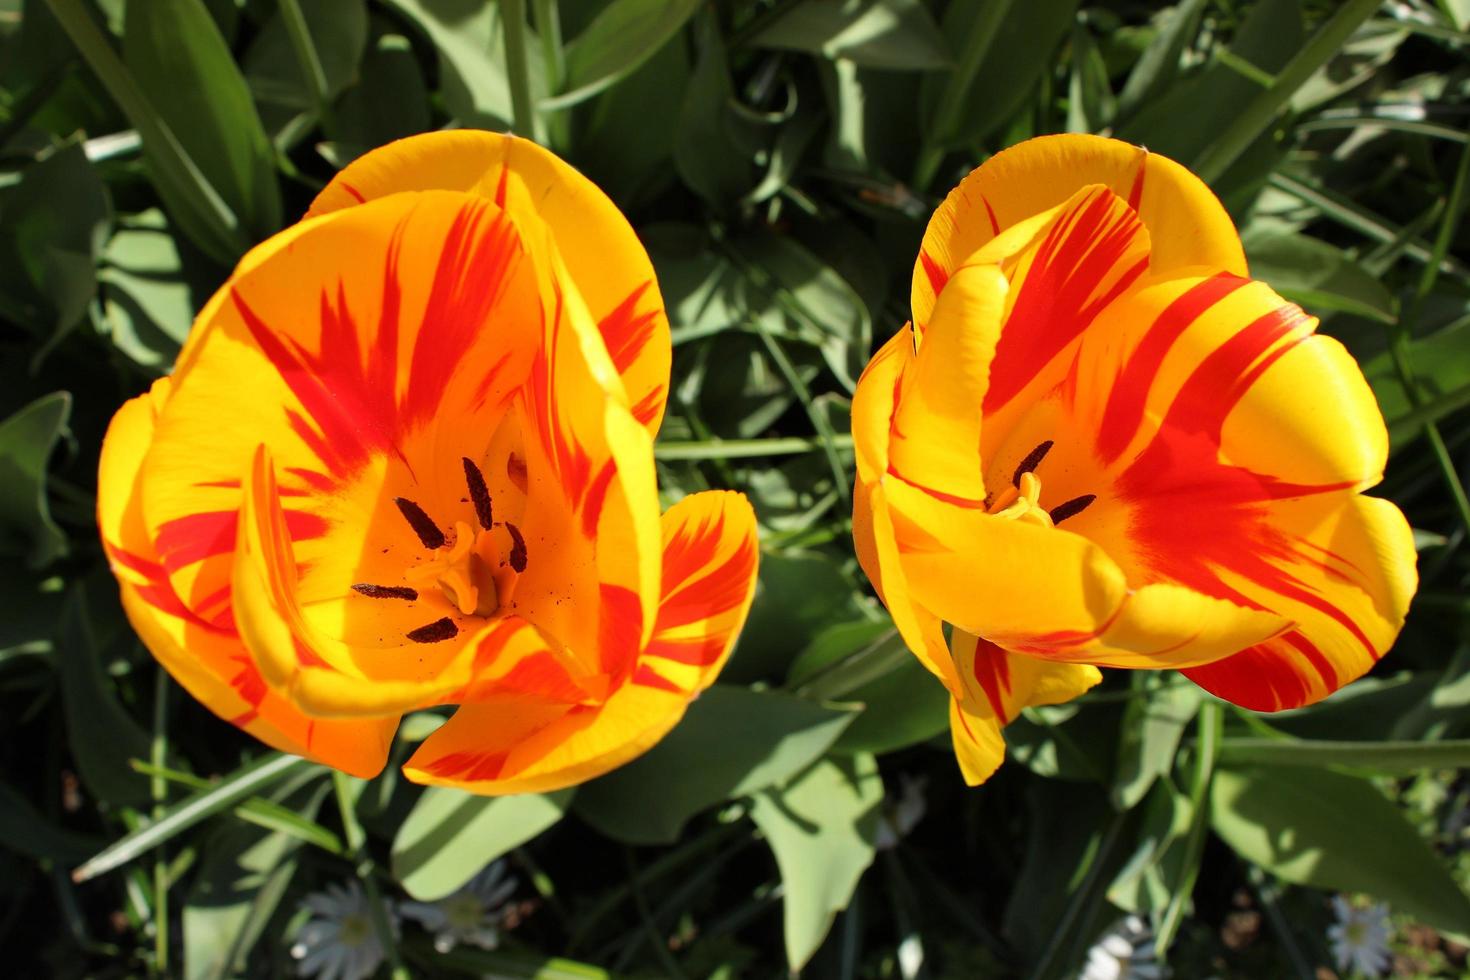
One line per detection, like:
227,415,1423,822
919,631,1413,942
150,668,170,975
1155,699,1222,957
500,0,536,139
331,771,409,980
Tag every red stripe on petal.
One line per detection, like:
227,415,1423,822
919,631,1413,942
919,250,949,301
971,638,1013,723
632,664,682,693
599,281,659,377
156,509,328,571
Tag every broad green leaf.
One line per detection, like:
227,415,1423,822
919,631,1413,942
830,652,949,755
1244,229,1397,323
244,0,368,109
673,14,755,207
0,562,64,659
1211,764,1470,939
729,233,872,393
1112,678,1202,811
97,210,203,369
1115,0,1207,121
1066,20,1115,134
0,141,110,352
1364,317,1470,449
1008,702,1121,784
750,0,950,71
383,0,545,137
124,0,282,246
1291,21,1406,111
921,0,1079,148
0,392,71,568
1107,781,1193,913
73,753,317,882
55,586,152,806
1118,0,1303,166
550,0,701,109
573,687,858,844
332,33,432,152
575,32,687,207
183,775,328,980
1218,737,1470,772
393,788,572,900
724,553,866,682
750,755,882,971
1265,673,1439,742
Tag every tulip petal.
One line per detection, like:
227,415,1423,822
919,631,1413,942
142,190,543,617
949,633,1101,786
913,133,1245,331
99,381,394,776
881,475,1130,646
889,263,1006,504
308,131,670,433
640,490,760,691
403,490,759,796
1182,494,1416,711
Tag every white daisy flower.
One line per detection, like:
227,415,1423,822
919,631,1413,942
875,774,928,850
1327,895,1392,978
1080,916,1166,980
290,879,398,980
400,860,518,954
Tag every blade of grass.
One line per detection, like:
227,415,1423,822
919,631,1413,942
45,0,248,261
278,0,334,130
149,668,169,974
655,434,855,460
1192,0,1381,183
1155,700,1222,957
72,753,313,883
753,329,852,506
332,771,410,980
501,0,536,138
617,847,689,979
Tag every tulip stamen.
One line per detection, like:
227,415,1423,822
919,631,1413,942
1012,440,1054,486
506,523,528,573
395,496,446,550
1049,494,1097,524
407,617,459,643
462,457,494,531
351,583,419,601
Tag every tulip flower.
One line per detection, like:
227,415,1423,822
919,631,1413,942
852,134,1416,785
99,132,759,794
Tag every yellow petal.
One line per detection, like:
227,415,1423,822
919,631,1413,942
1182,494,1416,711
913,134,1245,330
888,263,1006,504
850,325,914,484
308,130,671,433
948,633,1100,786
640,490,760,691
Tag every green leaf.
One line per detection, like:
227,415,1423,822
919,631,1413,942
921,0,1079,149
1106,780,1193,914
0,392,71,568
573,686,858,844
243,0,367,109
549,0,701,109
1217,737,1470,772
332,32,433,153
393,789,572,900
1211,764,1470,939
724,553,865,682
55,585,153,807
73,752,317,882
384,0,545,134
749,0,950,71
1115,0,1207,122
1008,702,1120,784
97,210,203,369
574,33,687,207
1066,19,1115,134
123,0,281,247
1111,678,1201,811
1244,229,1397,323
673,14,755,207
750,755,882,971
0,140,111,351
183,775,329,980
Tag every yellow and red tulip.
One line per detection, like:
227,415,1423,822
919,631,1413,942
851,134,1417,786
99,131,759,795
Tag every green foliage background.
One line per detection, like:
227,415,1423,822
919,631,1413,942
2,0,1470,976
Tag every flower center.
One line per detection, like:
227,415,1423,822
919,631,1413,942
988,439,1097,526
351,456,527,644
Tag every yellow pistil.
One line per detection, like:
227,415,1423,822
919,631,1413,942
988,471,1054,528
405,520,501,616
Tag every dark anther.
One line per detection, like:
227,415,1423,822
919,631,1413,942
1012,440,1054,486
407,617,459,643
462,457,494,531
506,523,528,573
352,583,418,601
1049,494,1097,525
395,496,446,550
